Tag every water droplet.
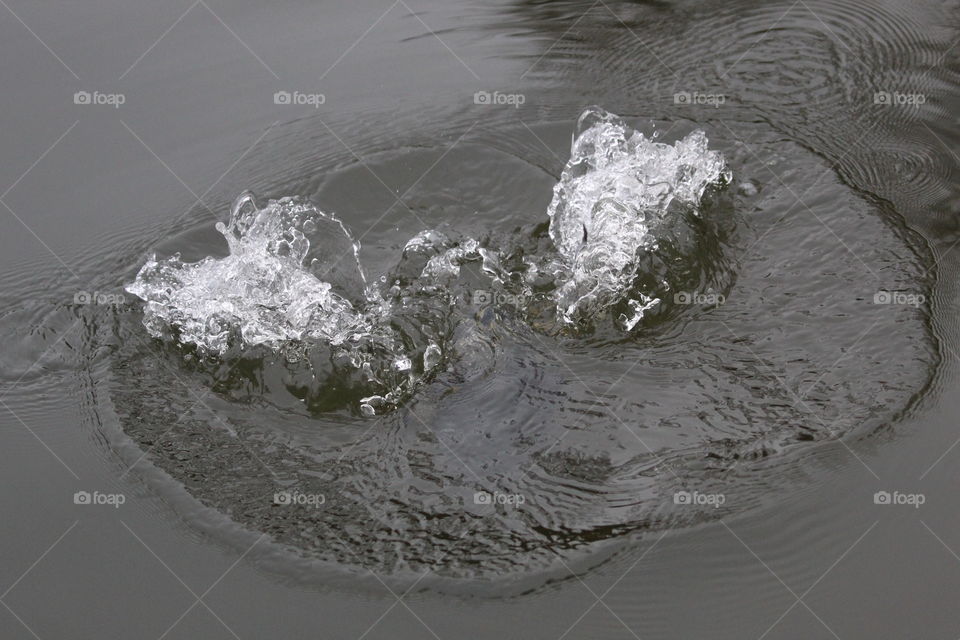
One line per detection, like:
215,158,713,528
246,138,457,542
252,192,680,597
424,343,442,371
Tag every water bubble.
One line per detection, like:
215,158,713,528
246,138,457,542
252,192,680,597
424,343,442,371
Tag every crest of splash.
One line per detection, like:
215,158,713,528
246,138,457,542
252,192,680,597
545,107,730,325
127,193,376,354
126,193,454,414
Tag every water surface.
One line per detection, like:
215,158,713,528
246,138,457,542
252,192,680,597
2,0,960,637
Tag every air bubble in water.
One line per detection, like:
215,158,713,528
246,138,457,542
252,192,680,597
424,343,442,370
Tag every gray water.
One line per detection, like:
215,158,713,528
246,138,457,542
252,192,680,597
2,0,960,638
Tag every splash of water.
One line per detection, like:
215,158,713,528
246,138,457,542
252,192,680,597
126,108,729,411
127,193,376,354
544,106,730,325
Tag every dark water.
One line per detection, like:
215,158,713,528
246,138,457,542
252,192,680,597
2,0,960,638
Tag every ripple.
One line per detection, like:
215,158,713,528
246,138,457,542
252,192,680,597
511,0,956,226
88,118,937,591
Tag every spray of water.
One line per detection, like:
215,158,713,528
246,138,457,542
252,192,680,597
545,107,730,325
126,107,729,411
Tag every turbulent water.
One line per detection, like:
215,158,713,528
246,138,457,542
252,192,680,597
125,190,442,415
545,107,729,326
126,107,731,415
94,106,936,588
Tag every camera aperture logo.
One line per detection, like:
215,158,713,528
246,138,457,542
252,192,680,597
873,490,924,509
73,490,125,508
273,489,325,508
474,490,525,506
274,90,325,108
873,290,924,308
673,290,725,306
472,289,529,308
473,90,525,108
74,290,127,306
673,490,726,509
873,91,926,107
73,91,125,108
674,91,726,108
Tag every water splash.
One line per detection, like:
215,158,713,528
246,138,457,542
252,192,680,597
544,106,730,325
126,108,730,411
127,193,374,354
106,109,941,585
